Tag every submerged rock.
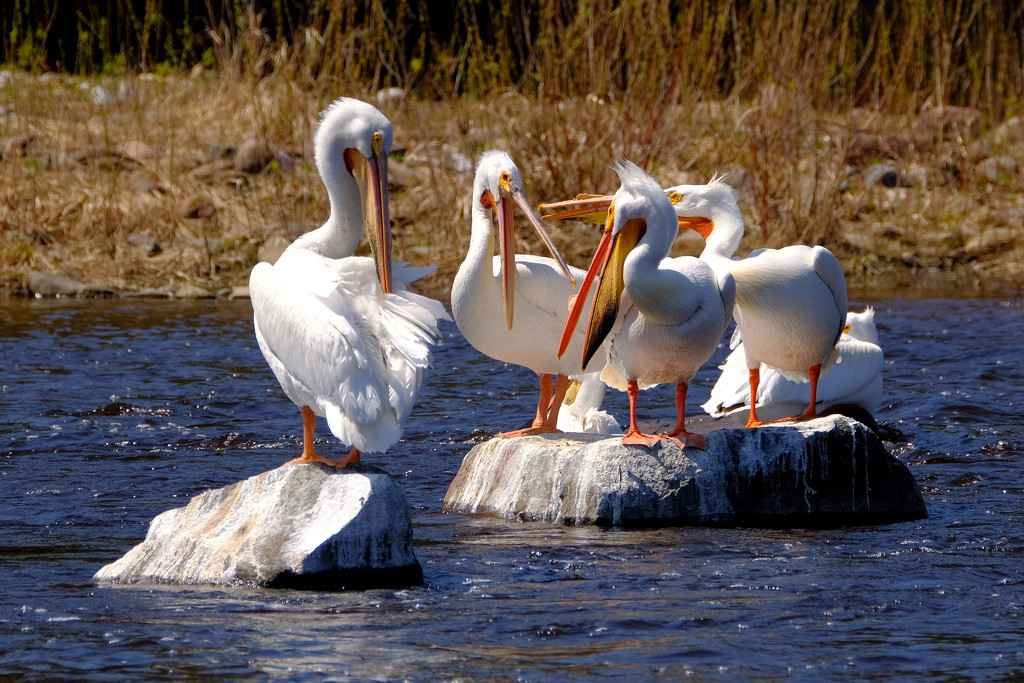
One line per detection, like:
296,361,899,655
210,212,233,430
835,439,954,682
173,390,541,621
443,414,926,527
94,463,423,590
26,271,113,297
27,271,86,296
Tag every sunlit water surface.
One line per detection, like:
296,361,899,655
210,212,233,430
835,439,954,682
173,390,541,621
1,295,1022,680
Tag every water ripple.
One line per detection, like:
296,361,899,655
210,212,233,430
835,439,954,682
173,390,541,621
0,296,1023,679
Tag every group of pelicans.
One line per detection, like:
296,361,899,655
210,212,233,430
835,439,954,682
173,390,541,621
250,97,883,467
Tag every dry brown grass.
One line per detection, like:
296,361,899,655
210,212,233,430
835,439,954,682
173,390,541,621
1,67,1023,301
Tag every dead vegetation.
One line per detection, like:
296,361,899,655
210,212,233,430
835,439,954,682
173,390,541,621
2,0,1024,299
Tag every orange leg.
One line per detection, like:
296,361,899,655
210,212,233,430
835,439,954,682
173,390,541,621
498,373,569,438
662,382,706,449
775,364,822,423
285,406,359,468
544,373,571,428
745,368,765,428
620,379,661,447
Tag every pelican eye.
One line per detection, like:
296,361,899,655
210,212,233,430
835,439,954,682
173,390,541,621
499,171,512,192
668,191,683,205
371,131,385,155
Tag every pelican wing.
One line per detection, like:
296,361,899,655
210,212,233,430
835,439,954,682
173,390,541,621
501,254,587,321
250,254,447,453
331,258,449,425
703,333,883,416
811,245,849,345
375,261,450,422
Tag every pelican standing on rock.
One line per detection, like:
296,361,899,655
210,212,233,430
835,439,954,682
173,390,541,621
249,97,448,467
703,307,883,419
451,150,605,437
666,179,848,427
543,176,848,429
558,162,734,448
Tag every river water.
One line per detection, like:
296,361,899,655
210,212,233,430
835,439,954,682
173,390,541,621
0,294,1021,680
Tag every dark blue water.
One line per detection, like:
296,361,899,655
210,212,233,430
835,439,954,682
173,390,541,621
1,295,1022,681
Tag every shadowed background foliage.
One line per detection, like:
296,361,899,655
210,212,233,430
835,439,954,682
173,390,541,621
4,0,1024,116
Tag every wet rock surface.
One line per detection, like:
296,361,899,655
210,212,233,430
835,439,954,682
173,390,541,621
443,414,926,527
95,463,423,590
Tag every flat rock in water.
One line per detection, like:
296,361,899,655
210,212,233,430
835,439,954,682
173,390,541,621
27,271,113,297
174,283,215,299
443,414,926,527
94,463,422,590
27,271,87,296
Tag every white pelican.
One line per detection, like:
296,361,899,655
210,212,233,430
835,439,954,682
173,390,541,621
543,176,848,429
451,150,605,437
558,162,734,448
702,307,883,419
249,97,448,467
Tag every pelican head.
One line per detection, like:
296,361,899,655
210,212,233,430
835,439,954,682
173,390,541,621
473,150,575,329
315,97,394,293
541,175,745,260
558,161,676,368
664,177,743,257
844,306,879,344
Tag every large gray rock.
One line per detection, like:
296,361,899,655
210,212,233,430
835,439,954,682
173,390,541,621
443,414,926,527
95,463,422,590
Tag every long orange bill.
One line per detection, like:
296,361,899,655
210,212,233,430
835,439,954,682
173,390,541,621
368,150,392,294
505,186,576,286
557,224,613,360
496,188,517,329
539,194,614,225
579,217,643,368
348,139,393,295
676,215,714,240
557,203,645,370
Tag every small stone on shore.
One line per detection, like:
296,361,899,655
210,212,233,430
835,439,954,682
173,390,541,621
174,283,216,299
977,156,1018,182
863,163,911,188
175,196,216,218
128,233,162,255
234,139,273,174
122,140,158,163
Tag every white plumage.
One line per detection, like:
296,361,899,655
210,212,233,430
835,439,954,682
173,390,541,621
542,176,849,429
250,97,447,466
664,178,848,426
559,162,734,448
703,307,883,420
451,150,607,436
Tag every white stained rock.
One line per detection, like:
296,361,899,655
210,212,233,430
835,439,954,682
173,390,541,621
95,463,422,590
443,414,926,527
